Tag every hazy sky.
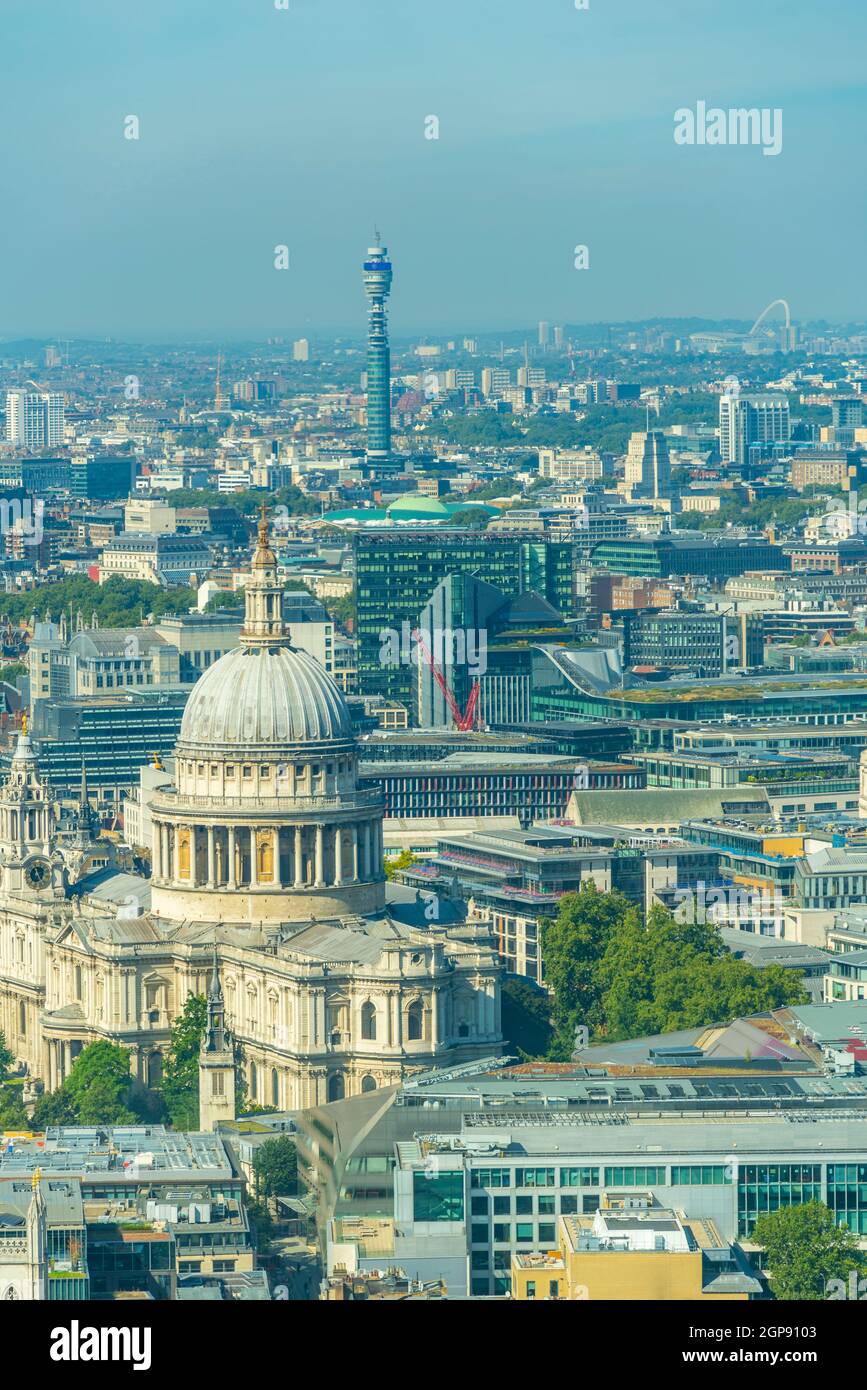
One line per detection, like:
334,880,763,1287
1,0,864,339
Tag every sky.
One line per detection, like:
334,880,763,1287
0,0,865,340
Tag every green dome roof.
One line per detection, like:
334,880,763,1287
386,493,450,517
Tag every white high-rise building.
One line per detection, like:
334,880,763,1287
624,430,671,499
5,390,65,448
719,392,789,467
292,338,309,361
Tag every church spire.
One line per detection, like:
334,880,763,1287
199,949,236,1132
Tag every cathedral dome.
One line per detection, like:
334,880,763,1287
178,643,353,753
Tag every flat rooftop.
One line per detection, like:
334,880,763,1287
0,1127,235,1182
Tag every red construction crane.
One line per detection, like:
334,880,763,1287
412,628,480,732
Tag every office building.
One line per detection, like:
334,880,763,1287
5,389,65,448
622,610,764,677
305,1034,867,1297
354,532,575,706
0,1126,264,1300
624,429,671,499
511,1200,760,1301
719,393,790,467
590,534,787,580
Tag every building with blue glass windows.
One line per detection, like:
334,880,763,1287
301,1032,867,1298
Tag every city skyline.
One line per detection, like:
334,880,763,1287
1,0,865,338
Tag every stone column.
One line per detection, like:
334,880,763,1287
189,828,198,888
228,827,237,889
173,826,182,882
294,824,304,888
334,828,344,886
362,822,372,881
152,822,161,879
250,829,259,888
207,827,216,888
351,825,359,882
431,989,440,1047
314,825,325,888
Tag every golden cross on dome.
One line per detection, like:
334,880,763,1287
21,714,27,736
32,1166,41,1190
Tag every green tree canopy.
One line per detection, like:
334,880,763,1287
541,886,809,1057
0,575,195,629
252,1136,299,1198
753,1202,865,1300
0,1031,13,1082
0,1084,29,1130
384,849,417,881
32,1041,137,1127
158,994,207,1131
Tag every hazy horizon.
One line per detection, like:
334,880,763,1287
2,0,865,338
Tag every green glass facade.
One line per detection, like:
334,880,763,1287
827,1164,867,1234
412,1169,465,1223
737,1164,822,1235
355,534,574,705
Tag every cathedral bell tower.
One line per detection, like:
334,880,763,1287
0,724,55,894
198,955,236,1132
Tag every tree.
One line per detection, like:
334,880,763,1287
384,849,416,881
540,889,809,1057
324,591,355,632
596,905,808,1040
63,1042,137,1124
753,1202,865,1300
0,1083,28,1129
0,1030,13,1082
541,882,636,1057
31,1041,138,1127
158,994,207,1131
31,1087,77,1129
252,1136,298,1198
501,977,552,1060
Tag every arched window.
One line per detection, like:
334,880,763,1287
249,1060,258,1101
74,965,82,1000
271,1068,280,1108
18,1001,26,1037
361,1001,377,1040
406,1000,424,1041
361,1075,377,1094
327,1074,345,1103
458,1022,469,1038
